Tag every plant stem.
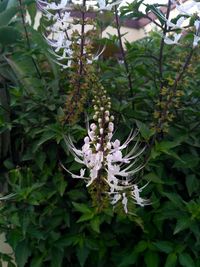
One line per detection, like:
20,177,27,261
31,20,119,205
114,6,134,101
79,0,86,77
18,0,42,79
158,0,171,80
151,47,194,148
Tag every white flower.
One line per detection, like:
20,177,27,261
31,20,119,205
122,193,128,213
97,0,122,11
193,35,200,47
62,111,148,213
175,1,197,16
166,17,185,30
38,0,68,10
164,33,182,45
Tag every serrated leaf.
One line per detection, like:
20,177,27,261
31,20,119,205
30,256,43,267
51,248,64,267
162,192,184,209
185,175,199,197
77,213,94,223
0,6,18,25
72,202,92,214
15,240,31,267
164,253,177,267
179,253,195,267
0,26,21,44
136,120,154,140
153,241,173,254
134,240,147,253
0,0,9,13
144,251,159,267
144,172,163,184
90,216,101,233
174,217,191,235
33,131,55,152
76,246,90,267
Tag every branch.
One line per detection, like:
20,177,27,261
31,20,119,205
114,6,134,100
158,0,171,80
79,0,86,78
18,0,42,79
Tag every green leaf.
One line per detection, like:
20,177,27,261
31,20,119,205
179,253,195,267
77,213,94,223
0,6,18,25
72,202,92,214
90,216,101,233
144,3,166,26
153,241,173,254
144,172,163,184
118,251,137,267
33,131,56,152
173,154,199,169
156,140,180,152
134,240,147,253
0,0,9,13
51,248,64,267
27,2,37,26
164,253,177,267
174,217,191,235
35,151,46,170
76,246,90,267
57,178,67,197
30,256,43,267
8,262,16,267
162,192,184,209
15,240,31,267
185,175,199,197
144,250,159,267
0,26,21,44
136,120,154,140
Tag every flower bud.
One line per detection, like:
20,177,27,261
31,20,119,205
93,115,97,120
96,143,101,151
105,116,110,122
98,118,102,124
110,115,114,121
107,142,111,150
108,122,114,132
84,136,90,144
100,128,104,135
107,133,113,140
105,110,110,116
113,139,120,148
90,123,97,131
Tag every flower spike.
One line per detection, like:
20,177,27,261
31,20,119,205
62,86,148,213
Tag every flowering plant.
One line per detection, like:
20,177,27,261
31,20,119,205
164,0,200,47
62,86,148,213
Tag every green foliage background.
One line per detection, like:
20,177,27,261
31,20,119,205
0,0,200,266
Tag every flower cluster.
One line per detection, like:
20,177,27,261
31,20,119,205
63,86,148,213
164,0,200,47
37,0,72,68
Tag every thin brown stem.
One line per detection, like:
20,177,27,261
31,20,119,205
158,0,171,80
114,6,134,101
150,48,194,148
144,14,162,29
18,0,42,79
79,0,86,77
65,0,86,122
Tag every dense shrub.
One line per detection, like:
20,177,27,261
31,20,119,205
0,0,200,266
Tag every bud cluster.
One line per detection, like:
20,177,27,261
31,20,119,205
153,76,185,133
63,86,148,214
